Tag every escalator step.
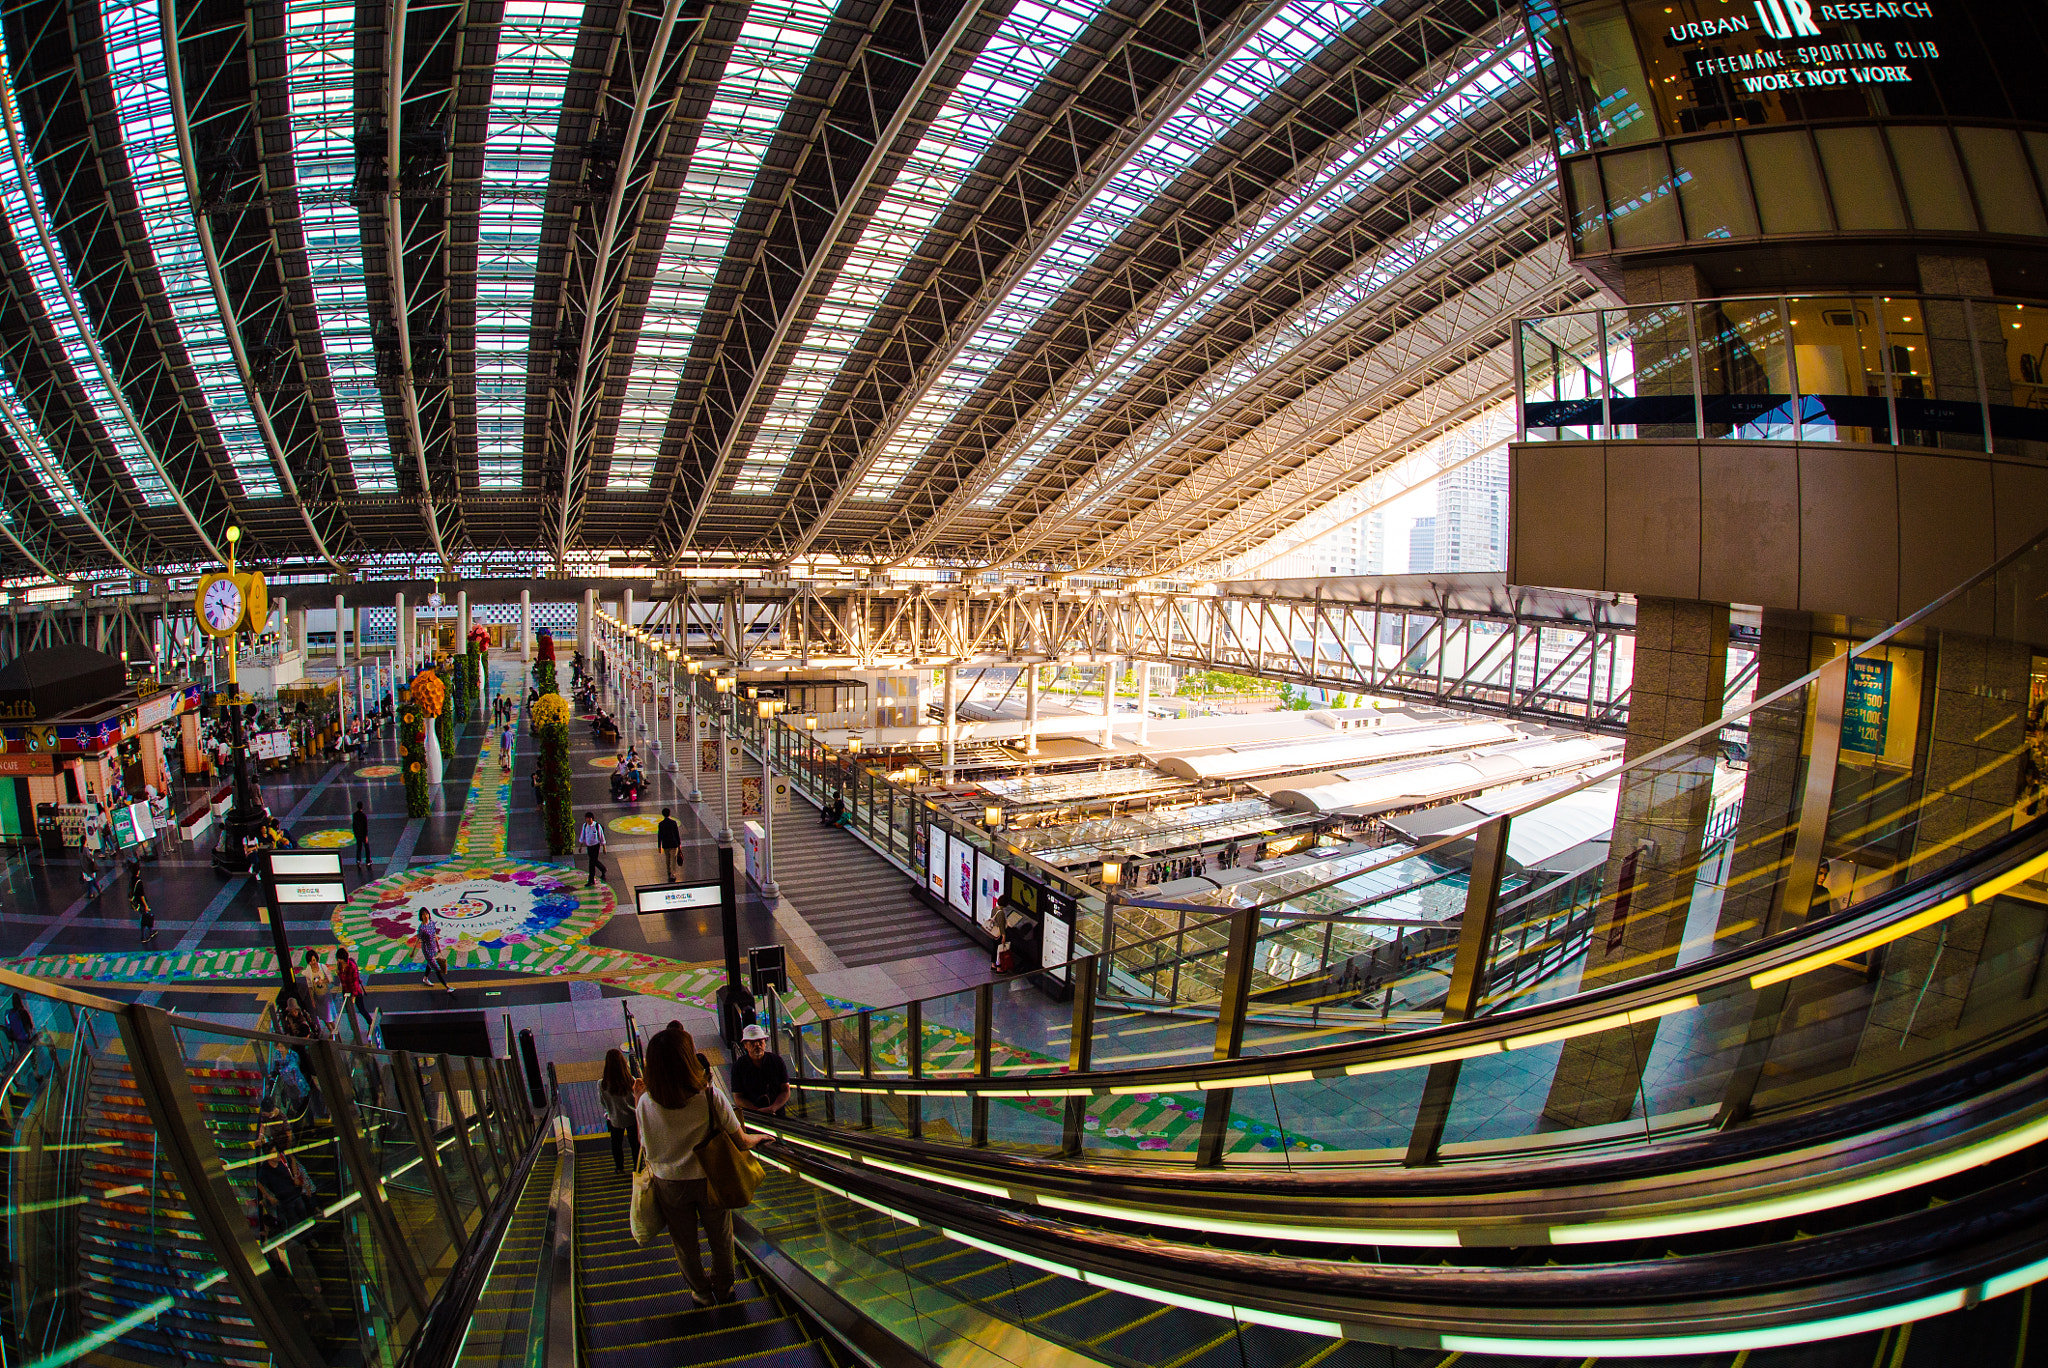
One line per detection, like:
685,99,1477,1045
584,1306,803,1357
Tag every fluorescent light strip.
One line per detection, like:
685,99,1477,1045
473,0,585,489
603,0,834,490
1752,851,2048,989
722,0,1110,496
1036,1192,1460,1248
0,44,169,507
852,0,1385,501
100,0,282,498
285,0,398,491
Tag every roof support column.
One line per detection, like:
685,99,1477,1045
941,666,956,785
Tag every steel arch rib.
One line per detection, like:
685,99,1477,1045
891,10,1533,566
159,0,339,570
0,56,222,565
386,0,449,569
665,0,1004,563
770,0,1303,564
552,0,693,572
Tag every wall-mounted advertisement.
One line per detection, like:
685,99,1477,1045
974,851,1004,930
926,826,949,900
949,839,975,917
912,821,929,879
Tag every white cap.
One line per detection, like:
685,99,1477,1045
740,1024,769,1042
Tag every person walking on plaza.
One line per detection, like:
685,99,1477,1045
656,807,681,880
352,802,372,872
416,908,453,993
130,860,155,945
335,947,374,1038
730,1025,789,1117
636,1027,763,1305
499,723,513,773
580,813,607,887
599,1047,641,1174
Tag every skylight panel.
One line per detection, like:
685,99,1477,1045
720,0,1111,498
0,385,81,517
474,0,586,490
286,0,398,492
0,36,171,506
102,0,282,498
852,0,1385,500
968,39,1533,511
605,0,835,493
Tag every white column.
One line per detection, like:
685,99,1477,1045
394,593,407,677
942,666,956,784
622,586,634,631
520,589,532,663
579,589,595,660
1025,664,1040,756
291,607,308,657
686,674,700,801
1100,657,1117,749
1136,659,1151,746
456,590,469,648
334,594,347,669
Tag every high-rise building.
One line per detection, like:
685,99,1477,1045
1407,515,1436,573
1361,510,1386,575
1435,440,1508,572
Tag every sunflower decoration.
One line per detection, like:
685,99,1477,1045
409,761,422,772
411,670,446,718
532,692,571,729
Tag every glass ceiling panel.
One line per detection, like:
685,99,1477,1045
851,0,1384,502
286,0,398,492
0,41,171,509
1058,145,1553,529
975,38,1534,511
722,0,1109,498
475,0,585,490
102,0,283,498
604,0,835,492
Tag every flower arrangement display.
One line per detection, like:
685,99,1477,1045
534,691,573,855
414,667,455,756
535,629,557,697
400,703,429,816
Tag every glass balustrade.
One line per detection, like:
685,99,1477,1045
0,977,543,1368
1519,291,2048,460
766,523,2048,1169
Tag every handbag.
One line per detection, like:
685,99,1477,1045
629,1151,667,1246
693,1087,763,1210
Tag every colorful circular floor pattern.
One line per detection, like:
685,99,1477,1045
356,764,401,778
608,814,658,834
299,828,357,848
334,856,613,955
588,755,619,769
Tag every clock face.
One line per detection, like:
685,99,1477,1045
202,576,244,633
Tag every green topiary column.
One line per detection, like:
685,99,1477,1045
534,692,572,856
401,704,430,817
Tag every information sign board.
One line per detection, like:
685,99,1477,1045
636,881,721,916
1844,657,1892,756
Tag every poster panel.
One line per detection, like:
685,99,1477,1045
926,827,949,899
948,837,974,916
974,851,1004,930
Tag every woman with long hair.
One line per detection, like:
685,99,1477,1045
635,1027,762,1305
599,1047,640,1174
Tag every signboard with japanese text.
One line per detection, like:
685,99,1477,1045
1844,657,1892,756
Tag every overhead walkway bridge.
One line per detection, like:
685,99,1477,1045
7,531,2048,1368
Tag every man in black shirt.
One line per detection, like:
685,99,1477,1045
655,807,682,879
352,802,371,872
729,1024,789,1116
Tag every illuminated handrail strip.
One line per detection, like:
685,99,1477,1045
286,0,398,492
603,0,835,491
722,0,1112,497
101,0,282,498
0,43,171,509
850,0,1388,501
474,0,585,490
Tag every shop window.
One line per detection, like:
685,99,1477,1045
1743,131,1830,235
1955,127,2048,239
1816,126,1906,233
1671,136,1756,241
1888,126,1978,234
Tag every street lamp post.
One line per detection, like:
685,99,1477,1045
757,698,779,900
715,675,735,845
686,660,702,802
1101,856,1123,967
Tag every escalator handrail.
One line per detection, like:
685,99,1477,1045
395,1097,562,1368
755,1135,2048,1356
801,521,2048,1037
791,813,2048,1097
